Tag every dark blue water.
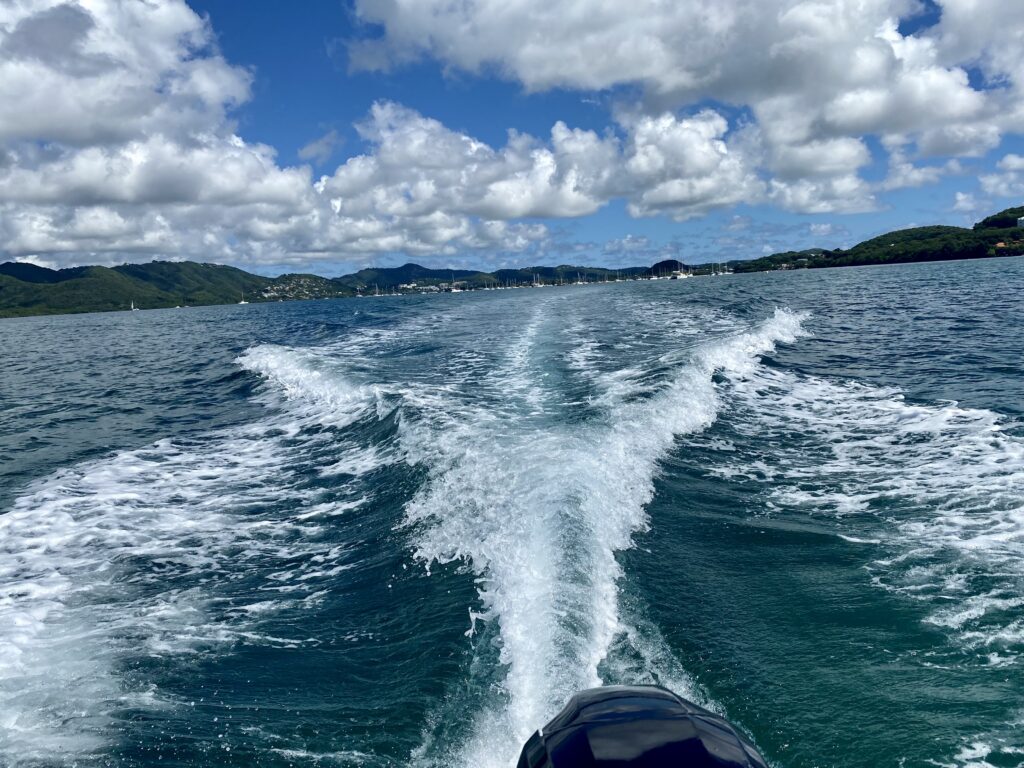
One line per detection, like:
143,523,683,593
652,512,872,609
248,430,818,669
2,258,1022,768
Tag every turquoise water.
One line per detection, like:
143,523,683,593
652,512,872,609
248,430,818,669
1,258,1022,767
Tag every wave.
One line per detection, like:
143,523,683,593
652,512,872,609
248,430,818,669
702,360,1024,665
238,344,388,427
0,348,389,766
0,305,806,767
399,308,806,767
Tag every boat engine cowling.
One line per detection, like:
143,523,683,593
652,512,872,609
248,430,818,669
517,686,769,768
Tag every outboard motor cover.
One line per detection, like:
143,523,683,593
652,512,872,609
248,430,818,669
517,686,769,768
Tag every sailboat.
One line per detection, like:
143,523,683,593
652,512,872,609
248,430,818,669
238,292,249,304
130,300,140,311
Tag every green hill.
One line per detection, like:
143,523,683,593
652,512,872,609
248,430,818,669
0,265,171,316
973,207,1024,229
0,258,655,317
0,261,350,317
733,207,1024,273
333,263,486,291
113,262,270,304
330,263,650,291
3,205,1023,318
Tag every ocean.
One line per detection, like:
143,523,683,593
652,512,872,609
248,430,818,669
1,257,1022,768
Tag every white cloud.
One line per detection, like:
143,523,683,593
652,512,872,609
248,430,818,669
997,154,1024,171
880,146,960,190
952,191,981,213
916,123,1001,157
932,1,1024,96
298,129,343,165
352,0,923,107
315,102,611,231
980,172,1024,199
350,1,999,152
0,0,251,146
768,137,871,179
979,152,1024,198
0,135,313,207
0,3,559,265
769,174,877,214
317,102,766,228
348,0,1024,220
1,0,1018,268
620,110,764,219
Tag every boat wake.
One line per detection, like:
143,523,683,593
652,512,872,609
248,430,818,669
0,302,807,767
397,308,806,767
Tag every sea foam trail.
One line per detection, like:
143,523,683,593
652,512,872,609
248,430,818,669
707,363,1024,666
0,346,385,767
401,308,805,768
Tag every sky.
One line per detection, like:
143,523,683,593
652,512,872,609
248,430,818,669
1,0,1024,275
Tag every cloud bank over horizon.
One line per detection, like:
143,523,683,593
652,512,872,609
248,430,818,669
1,0,1022,271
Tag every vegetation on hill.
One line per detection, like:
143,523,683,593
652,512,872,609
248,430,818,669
973,206,1024,230
2,206,1023,318
733,208,1024,273
0,260,651,317
332,263,650,291
0,262,351,317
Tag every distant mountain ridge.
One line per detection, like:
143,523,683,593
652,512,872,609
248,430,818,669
2,205,1023,318
0,260,651,317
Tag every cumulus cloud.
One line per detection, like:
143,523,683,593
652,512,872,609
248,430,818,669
0,0,250,146
316,101,765,230
979,154,1024,198
619,110,764,219
2,1,766,266
768,174,877,214
350,1,1000,151
880,146,960,190
0,135,313,207
0,0,318,264
0,2,558,265
932,1,1024,101
1,0,1020,268
767,137,871,180
952,191,982,213
298,129,343,165
349,0,1024,218
997,154,1024,171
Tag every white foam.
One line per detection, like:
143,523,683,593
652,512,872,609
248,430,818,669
401,309,806,767
561,302,742,408
0,343,390,765
837,534,883,544
703,355,1024,661
270,747,389,766
238,344,386,427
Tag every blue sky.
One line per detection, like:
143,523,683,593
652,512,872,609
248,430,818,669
1,0,1022,274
